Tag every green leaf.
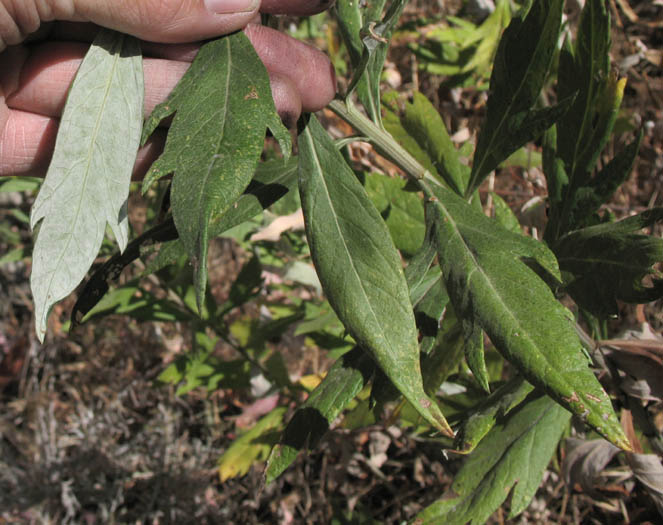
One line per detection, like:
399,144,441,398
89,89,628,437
468,0,564,195
454,375,535,453
364,173,425,256
463,320,489,393
413,271,448,355
556,0,611,185
554,208,663,318
491,192,522,234
426,183,630,449
30,29,143,342
0,176,41,193
159,352,252,395
544,1,625,241
222,253,263,313
80,281,192,323
382,99,440,177
142,157,298,276
264,347,374,484
219,407,286,482
299,115,452,436
422,304,466,397
415,394,570,525
141,33,291,311
399,92,468,194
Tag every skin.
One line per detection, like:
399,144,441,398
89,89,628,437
0,0,337,176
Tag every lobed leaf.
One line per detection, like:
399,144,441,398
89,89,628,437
299,115,452,435
141,33,291,310
415,394,571,524
30,29,143,342
554,208,663,318
454,375,534,453
426,183,630,449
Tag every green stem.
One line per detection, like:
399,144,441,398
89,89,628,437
328,98,440,188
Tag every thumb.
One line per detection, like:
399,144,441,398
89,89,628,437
2,0,260,48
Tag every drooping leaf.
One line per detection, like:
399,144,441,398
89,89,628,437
364,173,425,256
143,157,298,275
141,32,291,310
71,158,298,323
426,183,630,449
415,394,571,525
468,0,564,195
554,208,663,318
562,438,620,495
71,218,178,327
299,115,452,436
219,407,286,482
264,347,374,484
30,29,143,341
626,453,663,516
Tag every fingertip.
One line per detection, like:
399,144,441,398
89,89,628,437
74,0,260,43
268,73,302,128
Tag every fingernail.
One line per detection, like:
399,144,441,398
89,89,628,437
204,0,259,14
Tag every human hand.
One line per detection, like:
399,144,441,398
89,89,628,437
0,0,337,177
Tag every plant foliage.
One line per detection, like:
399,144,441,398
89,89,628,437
27,0,663,522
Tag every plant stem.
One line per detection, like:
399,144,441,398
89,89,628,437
328,98,440,187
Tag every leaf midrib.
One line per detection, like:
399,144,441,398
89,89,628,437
194,39,232,242
41,37,123,316
304,125,395,358
434,198,577,396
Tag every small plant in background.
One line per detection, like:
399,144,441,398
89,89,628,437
10,0,663,522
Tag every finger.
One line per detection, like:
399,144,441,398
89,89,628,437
268,72,302,128
260,0,336,16
0,0,261,50
0,106,166,178
2,42,192,117
5,26,335,116
245,24,336,111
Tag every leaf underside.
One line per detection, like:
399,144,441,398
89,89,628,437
30,29,143,342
